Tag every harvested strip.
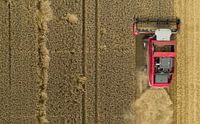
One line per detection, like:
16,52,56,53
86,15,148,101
35,0,52,124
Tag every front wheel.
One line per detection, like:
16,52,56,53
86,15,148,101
143,42,147,49
143,39,148,49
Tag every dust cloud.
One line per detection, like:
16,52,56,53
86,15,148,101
126,88,173,124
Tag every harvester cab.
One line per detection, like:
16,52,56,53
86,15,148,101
132,17,180,88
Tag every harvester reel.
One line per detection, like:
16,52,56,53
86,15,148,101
132,16,181,36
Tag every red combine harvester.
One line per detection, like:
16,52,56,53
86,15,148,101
132,17,180,88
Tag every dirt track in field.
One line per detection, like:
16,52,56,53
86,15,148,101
0,0,200,124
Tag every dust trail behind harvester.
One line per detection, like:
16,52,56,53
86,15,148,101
125,88,173,124
134,89,173,124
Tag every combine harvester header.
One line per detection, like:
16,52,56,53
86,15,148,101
132,16,180,88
